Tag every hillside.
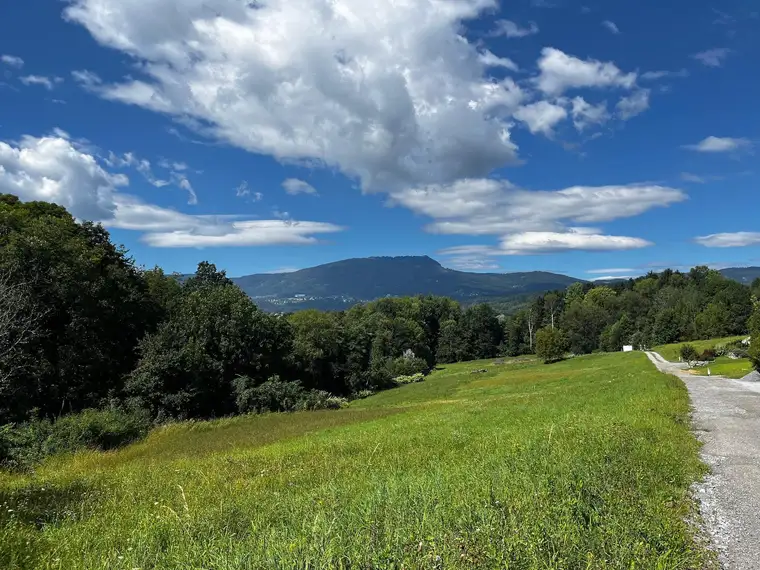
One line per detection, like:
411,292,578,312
0,352,712,568
719,266,760,285
232,255,581,311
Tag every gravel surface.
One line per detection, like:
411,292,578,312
646,351,760,569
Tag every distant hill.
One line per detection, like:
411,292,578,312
231,256,581,311
719,267,760,285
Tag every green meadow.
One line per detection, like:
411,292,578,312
1,353,713,569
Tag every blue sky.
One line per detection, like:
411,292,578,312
1,0,758,279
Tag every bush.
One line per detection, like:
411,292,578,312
233,376,348,414
393,373,425,385
1,408,151,470
714,344,728,357
388,356,428,377
535,328,569,364
680,344,699,366
700,348,716,362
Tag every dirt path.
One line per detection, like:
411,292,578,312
646,351,760,569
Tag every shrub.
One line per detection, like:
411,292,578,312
1,408,151,470
354,390,375,400
233,376,305,414
393,373,425,385
700,348,716,362
714,344,728,357
233,376,348,414
535,328,569,364
388,356,428,377
680,344,699,366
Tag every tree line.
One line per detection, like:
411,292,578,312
1,194,758,461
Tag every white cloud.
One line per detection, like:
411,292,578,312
683,136,752,153
692,48,732,67
0,132,341,247
105,151,197,203
64,0,525,192
592,275,635,281
640,69,689,81
694,232,760,248
513,100,567,136
19,75,63,90
1,55,24,68
392,179,685,235
499,230,651,254
616,89,650,120
586,268,636,275
602,20,620,34
235,180,250,198
439,229,652,257
282,178,318,195
478,50,519,71
490,20,539,38
570,96,609,131
535,47,636,96
0,133,125,220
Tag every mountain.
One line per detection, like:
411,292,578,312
719,267,760,285
232,256,581,312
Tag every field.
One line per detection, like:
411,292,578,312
1,353,712,569
652,336,746,362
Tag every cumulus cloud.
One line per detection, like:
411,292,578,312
282,178,318,196
0,132,342,247
0,133,125,220
64,0,526,192
570,96,609,131
1,55,24,68
694,232,760,248
535,48,636,96
692,48,732,67
514,101,567,136
489,20,539,38
20,75,63,90
616,89,650,120
683,136,752,153
602,20,620,34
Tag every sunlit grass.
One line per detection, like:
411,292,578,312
652,336,746,362
687,356,754,379
1,353,713,569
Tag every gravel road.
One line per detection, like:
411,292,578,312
646,351,760,569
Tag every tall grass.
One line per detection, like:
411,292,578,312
0,353,713,569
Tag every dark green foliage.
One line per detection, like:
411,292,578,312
700,348,716,362
126,269,293,420
535,327,569,363
232,376,345,414
1,408,151,470
0,196,159,424
680,344,699,366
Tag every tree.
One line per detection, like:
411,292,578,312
437,319,464,363
460,304,503,359
535,327,569,363
562,301,608,355
544,292,561,330
0,196,157,422
126,271,293,420
288,310,344,393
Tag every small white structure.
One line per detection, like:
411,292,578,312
622,345,634,353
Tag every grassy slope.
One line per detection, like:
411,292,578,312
652,336,746,362
1,353,711,569
653,336,751,378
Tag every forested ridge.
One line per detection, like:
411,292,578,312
1,194,759,466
